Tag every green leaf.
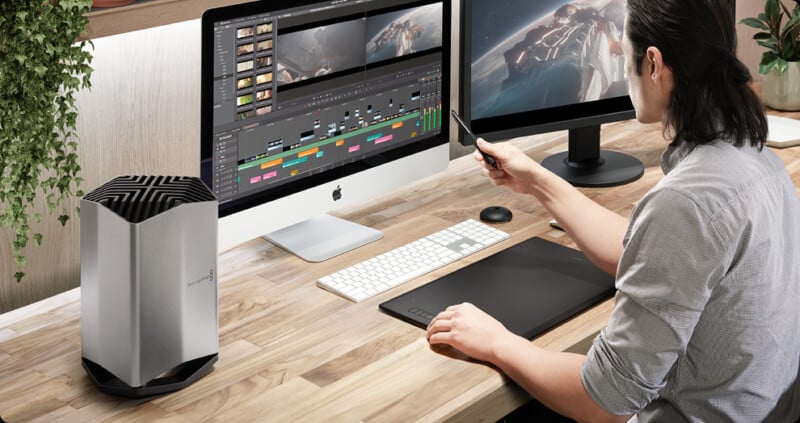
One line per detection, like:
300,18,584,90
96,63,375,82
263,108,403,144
15,272,25,283
741,17,770,31
760,51,781,74
14,254,26,269
34,233,43,246
760,53,790,75
782,16,800,39
766,0,781,24
757,39,779,51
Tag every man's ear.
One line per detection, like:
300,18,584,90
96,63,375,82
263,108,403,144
646,46,664,81
645,46,674,102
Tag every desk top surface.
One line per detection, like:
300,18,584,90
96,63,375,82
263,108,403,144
2,115,799,422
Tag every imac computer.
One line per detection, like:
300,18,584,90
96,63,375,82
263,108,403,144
201,0,450,260
458,0,643,187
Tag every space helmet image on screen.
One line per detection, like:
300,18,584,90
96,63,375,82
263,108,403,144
365,3,443,64
470,0,627,120
276,19,366,87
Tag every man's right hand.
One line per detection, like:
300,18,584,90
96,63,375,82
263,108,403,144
473,138,545,196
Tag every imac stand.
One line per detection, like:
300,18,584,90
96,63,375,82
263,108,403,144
265,214,383,262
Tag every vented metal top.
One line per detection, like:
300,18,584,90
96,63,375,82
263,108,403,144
83,176,217,223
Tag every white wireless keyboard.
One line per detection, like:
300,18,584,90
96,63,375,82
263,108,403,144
317,219,510,302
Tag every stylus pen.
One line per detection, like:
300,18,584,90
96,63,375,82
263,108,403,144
451,110,498,169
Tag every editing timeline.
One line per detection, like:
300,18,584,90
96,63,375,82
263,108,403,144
209,3,444,204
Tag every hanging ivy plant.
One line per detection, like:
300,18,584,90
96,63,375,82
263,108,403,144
0,0,94,282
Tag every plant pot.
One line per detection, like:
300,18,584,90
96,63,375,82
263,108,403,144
92,0,135,7
761,61,800,111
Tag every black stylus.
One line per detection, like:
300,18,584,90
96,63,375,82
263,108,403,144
451,110,498,169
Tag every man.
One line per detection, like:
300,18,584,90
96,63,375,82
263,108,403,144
427,0,800,420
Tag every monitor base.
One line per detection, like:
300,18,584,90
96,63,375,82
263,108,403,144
265,214,384,262
542,150,644,188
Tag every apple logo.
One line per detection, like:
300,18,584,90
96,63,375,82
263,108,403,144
332,185,342,201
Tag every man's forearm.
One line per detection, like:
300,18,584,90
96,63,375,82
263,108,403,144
491,335,630,423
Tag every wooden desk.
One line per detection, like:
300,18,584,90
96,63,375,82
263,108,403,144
2,116,799,422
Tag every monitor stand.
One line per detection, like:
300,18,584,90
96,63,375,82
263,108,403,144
264,214,383,262
541,125,644,187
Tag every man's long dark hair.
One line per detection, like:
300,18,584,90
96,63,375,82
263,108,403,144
626,0,767,148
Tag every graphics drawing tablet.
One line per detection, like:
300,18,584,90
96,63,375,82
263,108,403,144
379,236,615,340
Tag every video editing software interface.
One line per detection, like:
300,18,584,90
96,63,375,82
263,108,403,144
208,0,444,207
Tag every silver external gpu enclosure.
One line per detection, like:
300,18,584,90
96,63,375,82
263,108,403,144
80,176,218,398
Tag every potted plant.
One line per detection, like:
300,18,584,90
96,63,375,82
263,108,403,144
741,0,800,110
0,0,93,282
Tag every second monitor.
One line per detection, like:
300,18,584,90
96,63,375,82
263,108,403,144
458,0,643,187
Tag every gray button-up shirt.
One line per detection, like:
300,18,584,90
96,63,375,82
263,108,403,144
581,140,800,421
